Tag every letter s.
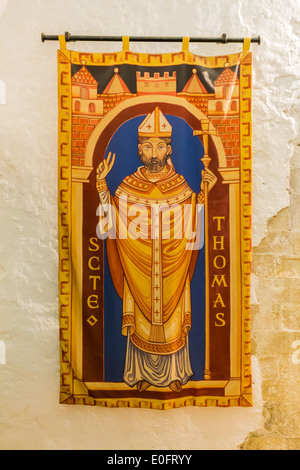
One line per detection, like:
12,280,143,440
215,312,226,327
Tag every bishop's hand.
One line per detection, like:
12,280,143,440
96,152,116,181
201,168,217,193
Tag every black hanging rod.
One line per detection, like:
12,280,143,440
41,32,261,45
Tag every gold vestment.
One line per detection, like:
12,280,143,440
103,165,203,355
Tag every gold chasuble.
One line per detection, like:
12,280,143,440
104,165,201,356
57,35,254,408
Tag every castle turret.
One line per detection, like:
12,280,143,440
98,68,134,115
72,61,103,116
207,66,240,168
103,68,131,94
178,69,214,114
71,62,103,166
208,67,239,117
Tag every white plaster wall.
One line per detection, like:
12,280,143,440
0,0,298,450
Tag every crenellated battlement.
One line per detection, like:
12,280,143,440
136,71,177,95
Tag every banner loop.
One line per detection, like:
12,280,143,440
243,37,251,51
182,37,190,52
58,34,67,50
122,36,130,51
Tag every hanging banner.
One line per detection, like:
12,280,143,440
57,36,253,408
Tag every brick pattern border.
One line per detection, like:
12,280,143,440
68,50,244,69
57,50,74,402
239,53,253,405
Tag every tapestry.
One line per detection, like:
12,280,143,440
57,35,253,408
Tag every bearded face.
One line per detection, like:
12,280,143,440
138,137,172,173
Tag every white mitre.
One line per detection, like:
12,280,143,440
138,107,172,138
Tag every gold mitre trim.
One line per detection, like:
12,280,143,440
138,107,172,138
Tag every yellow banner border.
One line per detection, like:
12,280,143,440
57,47,253,408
